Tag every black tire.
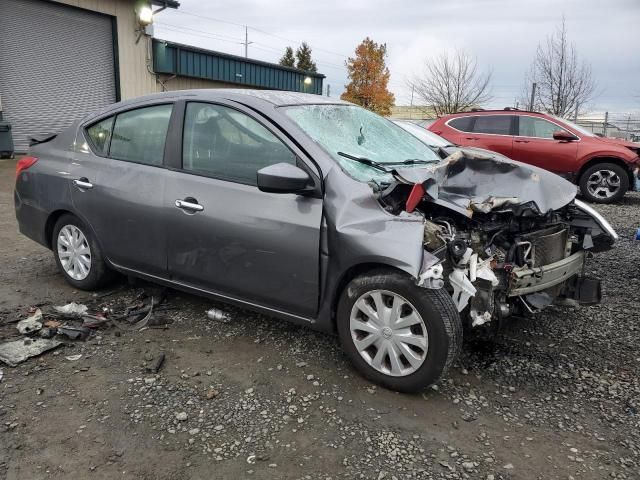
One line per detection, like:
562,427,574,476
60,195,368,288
579,162,629,204
52,214,113,290
337,270,462,393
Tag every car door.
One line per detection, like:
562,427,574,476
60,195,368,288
164,101,323,318
512,115,578,175
71,103,173,277
468,115,515,157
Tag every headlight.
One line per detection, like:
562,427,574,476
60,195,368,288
574,199,618,241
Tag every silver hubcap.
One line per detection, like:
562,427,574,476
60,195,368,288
57,225,91,281
349,290,429,377
587,169,621,199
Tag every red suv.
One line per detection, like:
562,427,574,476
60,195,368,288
429,110,640,203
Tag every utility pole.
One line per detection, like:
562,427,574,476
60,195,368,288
410,85,415,107
242,26,253,58
603,111,608,137
326,84,331,97
528,82,537,111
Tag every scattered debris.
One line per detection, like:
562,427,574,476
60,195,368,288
38,327,57,339
0,369,3,382
0,338,62,367
57,325,90,341
16,308,43,335
43,319,62,328
207,308,231,323
65,354,83,361
55,302,89,316
145,352,165,374
114,298,155,330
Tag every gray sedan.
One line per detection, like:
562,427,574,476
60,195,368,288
14,90,616,392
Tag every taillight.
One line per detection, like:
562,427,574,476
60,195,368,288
16,156,38,178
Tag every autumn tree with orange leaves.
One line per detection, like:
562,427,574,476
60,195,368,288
341,38,395,116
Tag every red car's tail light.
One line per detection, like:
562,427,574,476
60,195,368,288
16,156,38,177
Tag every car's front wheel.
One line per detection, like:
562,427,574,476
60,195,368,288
579,162,629,203
337,270,462,393
52,214,112,290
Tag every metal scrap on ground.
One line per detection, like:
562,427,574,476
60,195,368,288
0,338,63,367
0,289,169,366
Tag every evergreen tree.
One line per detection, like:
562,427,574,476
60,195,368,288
279,46,295,68
295,42,317,72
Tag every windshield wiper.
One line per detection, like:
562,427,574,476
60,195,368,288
337,152,438,172
337,152,391,172
395,158,438,165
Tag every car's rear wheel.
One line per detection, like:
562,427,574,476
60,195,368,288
337,270,462,393
52,214,112,290
579,162,628,203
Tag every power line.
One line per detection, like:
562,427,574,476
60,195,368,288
166,9,351,59
155,22,244,43
156,22,348,72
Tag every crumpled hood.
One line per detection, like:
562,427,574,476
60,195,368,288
391,150,577,217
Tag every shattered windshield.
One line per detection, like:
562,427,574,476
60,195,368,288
284,104,441,182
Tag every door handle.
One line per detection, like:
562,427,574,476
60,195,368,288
175,199,204,212
73,178,93,190
515,139,530,143
465,137,479,140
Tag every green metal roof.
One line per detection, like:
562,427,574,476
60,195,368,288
152,39,325,95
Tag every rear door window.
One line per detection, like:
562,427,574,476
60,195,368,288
472,115,513,135
182,102,296,185
86,116,114,156
518,116,566,139
109,104,173,165
448,116,474,132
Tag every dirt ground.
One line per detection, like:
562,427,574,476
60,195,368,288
1,157,638,480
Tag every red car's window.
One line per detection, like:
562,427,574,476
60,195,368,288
448,116,473,132
472,115,512,135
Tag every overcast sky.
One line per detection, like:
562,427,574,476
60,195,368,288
155,0,640,117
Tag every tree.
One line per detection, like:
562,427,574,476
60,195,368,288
409,50,491,116
279,46,295,68
295,42,317,72
341,37,395,115
521,18,596,117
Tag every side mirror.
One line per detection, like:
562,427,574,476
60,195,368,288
257,162,311,194
553,130,578,141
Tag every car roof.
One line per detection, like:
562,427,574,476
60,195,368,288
122,89,348,107
441,109,549,118
83,89,350,124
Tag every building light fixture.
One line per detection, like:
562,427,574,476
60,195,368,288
137,6,154,26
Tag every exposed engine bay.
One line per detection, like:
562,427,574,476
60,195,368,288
375,150,618,329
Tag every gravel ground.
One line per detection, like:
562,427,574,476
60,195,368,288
1,158,639,479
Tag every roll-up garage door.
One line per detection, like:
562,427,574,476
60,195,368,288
0,0,117,153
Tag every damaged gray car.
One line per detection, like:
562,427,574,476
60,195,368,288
14,90,618,392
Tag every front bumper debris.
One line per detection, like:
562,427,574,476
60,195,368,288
507,251,585,297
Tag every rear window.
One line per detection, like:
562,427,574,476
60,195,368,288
472,115,512,135
86,117,114,156
448,116,473,132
